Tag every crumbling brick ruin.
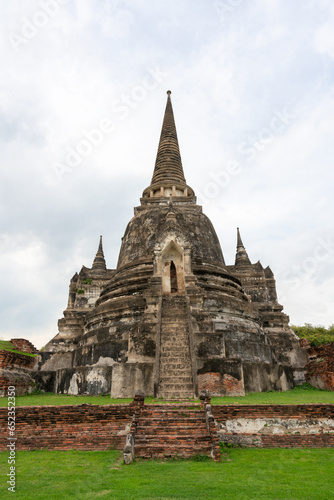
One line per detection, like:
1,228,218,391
0,339,37,396
304,342,334,391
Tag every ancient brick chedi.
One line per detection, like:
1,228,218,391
35,91,307,397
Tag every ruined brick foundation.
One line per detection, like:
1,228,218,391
0,340,38,397
1,403,333,455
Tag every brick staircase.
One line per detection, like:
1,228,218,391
158,295,194,399
134,405,218,460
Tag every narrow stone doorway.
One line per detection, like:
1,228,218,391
161,240,185,295
170,261,178,293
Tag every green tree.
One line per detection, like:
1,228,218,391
291,324,334,346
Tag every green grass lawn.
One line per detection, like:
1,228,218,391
0,384,333,407
0,448,333,499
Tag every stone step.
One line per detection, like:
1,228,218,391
160,331,189,337
134,444,212,459
160,376,193,383
160,347,189,353
161,325,188,329
160,361,191,367
160,340,190,346
160,346,190,353
160,351,190,357
159,369,192,376
158,386,194,394
161,303,187,310
136,422,207,431
159,365,191,372
160,357,190,362
136,425,207,434
141,407,202,412
160,341,188,347
161,325,188,330
161,305,187,311
158,297,194,401
136,423,208,431
139,410,203,415
159,390,194,397
135,435,211,445
161,309,188,313
160,369,192,377
161,314,187,320
140,403,204,410
161,320,187,324
162,296,187,301
160,376,193,389
160,325,187,328
159,375,193,382
159,384,194,399
139,414,205,420
159,363,191,369
161,311,187,316
161,301,187,308
160,337,189,344
136,430,208,438
159,363,192,370
159,356,192,363
160,333,189,339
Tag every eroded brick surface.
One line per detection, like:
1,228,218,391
0,403,332,452
305,343,334,391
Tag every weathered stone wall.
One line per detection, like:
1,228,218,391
190,289,297,395
117,205,225,269
198,372,245,396
0,370,36,397
213,404,334,448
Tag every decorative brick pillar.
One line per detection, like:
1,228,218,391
124,392,145,464
130,391,145,408
199,389,211,410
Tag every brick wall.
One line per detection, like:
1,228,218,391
0,351,36,370
0,404,135,451
213,404,334,448
0,403,333,452
212,404,334,419
305,343,334,391
10,339,38,354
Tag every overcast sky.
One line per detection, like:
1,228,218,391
0,0,333,348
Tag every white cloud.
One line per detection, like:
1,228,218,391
0,1,333,348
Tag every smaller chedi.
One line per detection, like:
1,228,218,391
35,91,307,398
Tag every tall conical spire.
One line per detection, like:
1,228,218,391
235,228,251,267
92,235,107,273
142,91,195,201
151,90,186,186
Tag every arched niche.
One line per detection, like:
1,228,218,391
161,240,185,295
